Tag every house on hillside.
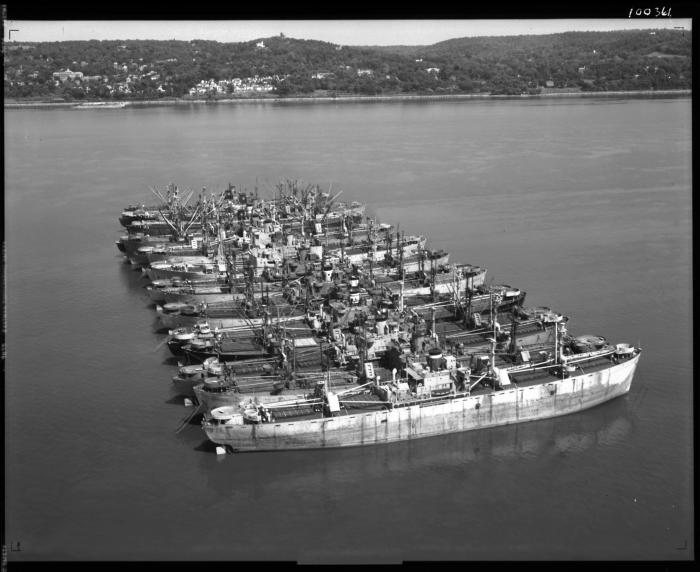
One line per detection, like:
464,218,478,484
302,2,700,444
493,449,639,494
52,68,84,82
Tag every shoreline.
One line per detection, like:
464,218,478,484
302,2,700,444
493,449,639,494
4,89,691,109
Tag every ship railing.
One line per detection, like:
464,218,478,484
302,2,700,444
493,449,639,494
563,347,617,362
338,399,389,408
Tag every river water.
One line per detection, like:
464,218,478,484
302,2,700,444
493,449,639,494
4,97,692,562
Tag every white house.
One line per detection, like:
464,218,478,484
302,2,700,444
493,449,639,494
52,68,84,82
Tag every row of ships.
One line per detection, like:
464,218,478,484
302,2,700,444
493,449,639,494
117,180,641,453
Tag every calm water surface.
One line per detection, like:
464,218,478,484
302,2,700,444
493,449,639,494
4,98,692,562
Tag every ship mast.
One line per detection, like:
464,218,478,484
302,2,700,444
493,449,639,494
328,352,332,393
465,275,473,328
491,334,496,389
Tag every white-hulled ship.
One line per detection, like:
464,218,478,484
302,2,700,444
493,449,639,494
202,324,641,452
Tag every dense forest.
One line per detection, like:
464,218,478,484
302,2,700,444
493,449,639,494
3,29,692,101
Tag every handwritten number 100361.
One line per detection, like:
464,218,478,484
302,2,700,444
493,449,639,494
629,6,672,16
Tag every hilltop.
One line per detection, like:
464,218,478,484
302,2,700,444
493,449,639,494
3,29,691,102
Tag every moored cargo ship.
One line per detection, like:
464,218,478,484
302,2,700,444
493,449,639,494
203,332,641,452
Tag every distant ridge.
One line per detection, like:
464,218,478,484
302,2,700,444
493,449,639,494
4,29,691,101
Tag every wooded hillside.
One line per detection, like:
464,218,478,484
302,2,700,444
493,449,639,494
4,29,691,101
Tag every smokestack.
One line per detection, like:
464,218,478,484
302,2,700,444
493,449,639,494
428,348,442,372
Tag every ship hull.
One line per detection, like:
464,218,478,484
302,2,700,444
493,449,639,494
204,352,639,452
157,307,306,330
162,290,244,305
173,376,205,397
146,268,224,282
366,253,451,276
183,346,271,362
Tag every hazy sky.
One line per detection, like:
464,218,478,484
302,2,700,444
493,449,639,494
4,19,692,45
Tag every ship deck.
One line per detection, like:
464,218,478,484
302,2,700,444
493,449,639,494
245,351,633,425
